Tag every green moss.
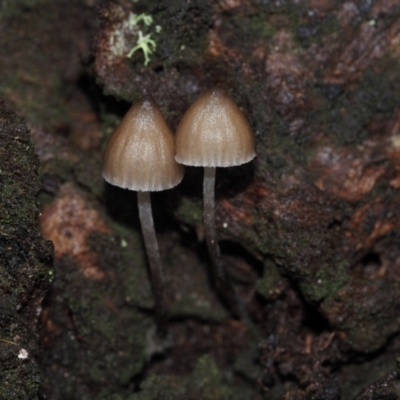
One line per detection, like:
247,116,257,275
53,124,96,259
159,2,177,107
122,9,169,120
224,11,276,45
186,355,234,399
0,368,42,400
131,354,235,400
299,260,349,303
254,214,297,267
256,259,282,299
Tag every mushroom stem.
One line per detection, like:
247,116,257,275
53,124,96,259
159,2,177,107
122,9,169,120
137,191,167,334
203,167,249,322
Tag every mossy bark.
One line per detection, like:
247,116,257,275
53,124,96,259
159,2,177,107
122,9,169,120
0,101,53,400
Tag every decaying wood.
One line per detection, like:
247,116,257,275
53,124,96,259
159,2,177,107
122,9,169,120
2,0,400,399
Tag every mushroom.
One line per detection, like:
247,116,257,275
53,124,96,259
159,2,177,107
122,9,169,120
103,96,184,333
175,87,255,321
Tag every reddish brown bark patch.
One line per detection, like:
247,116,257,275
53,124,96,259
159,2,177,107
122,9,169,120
40,183,110,280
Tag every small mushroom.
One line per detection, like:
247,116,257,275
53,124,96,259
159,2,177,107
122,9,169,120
103,96,184,333
175,86,255,321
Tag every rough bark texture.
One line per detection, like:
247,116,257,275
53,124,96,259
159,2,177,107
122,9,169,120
2,0,400,399
0,101,53,399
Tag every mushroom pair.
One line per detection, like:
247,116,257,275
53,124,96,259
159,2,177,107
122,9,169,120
102,88,255,330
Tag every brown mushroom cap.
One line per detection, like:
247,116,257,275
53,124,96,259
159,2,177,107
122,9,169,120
175,87,255,167
102,97,184,191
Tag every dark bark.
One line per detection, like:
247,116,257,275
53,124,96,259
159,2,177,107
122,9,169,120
0,101,53,399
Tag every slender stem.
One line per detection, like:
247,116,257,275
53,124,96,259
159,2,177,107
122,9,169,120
137,191,167,334
203,167,249,322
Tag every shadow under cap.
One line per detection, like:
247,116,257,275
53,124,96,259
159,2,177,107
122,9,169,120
175,87,255,167
102,96,184,191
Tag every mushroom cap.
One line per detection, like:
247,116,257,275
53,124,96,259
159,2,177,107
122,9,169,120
102,97,184,191
175,87,255,167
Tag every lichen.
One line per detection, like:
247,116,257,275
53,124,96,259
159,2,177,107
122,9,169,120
108,11,160,66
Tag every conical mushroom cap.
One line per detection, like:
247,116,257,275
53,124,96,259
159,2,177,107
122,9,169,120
102,97,184,191
175,87,255,167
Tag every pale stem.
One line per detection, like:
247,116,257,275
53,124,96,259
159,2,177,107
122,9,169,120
137,191,167,333
203,167,249,322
